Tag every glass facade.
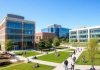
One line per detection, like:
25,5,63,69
5,17,35,50
41,25,70,38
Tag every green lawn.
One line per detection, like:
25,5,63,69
38,51,70,63
0,62,54,70
76,50,100,65
15,50,40,57
66,49,75,51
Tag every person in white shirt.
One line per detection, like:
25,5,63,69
71,60,75,70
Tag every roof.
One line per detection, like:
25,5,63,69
70,26,100,31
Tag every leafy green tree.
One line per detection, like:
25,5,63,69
45,39,52,49
5,40,13,51
61,38,66,44
66,39,69,43
53,37,60,49
87,38,99,67
37,39,45,52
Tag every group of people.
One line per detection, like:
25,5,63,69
64,48,96,70
64,48,82,70
64,56,76,70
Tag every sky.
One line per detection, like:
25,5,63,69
0,0,100,32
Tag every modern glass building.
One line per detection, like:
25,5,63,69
41,24,70,38
69,26,100,42
0,14,35,51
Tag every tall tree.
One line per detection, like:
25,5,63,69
53,37,60,49
87,38,99,67
61,38,66,44
37,39,45,52
45,39,52,49
5,40,13,51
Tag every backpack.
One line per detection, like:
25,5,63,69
73,56,76,62
64,60,68,65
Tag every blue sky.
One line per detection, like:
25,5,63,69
0,0,100,32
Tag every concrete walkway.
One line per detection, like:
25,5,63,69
54,47,84,70
29,59,60,66
75,65,100,70
27,48,69,66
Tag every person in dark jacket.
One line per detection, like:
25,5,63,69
90,66,95,70
64,59,68,70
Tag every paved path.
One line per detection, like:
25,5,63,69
29,59,60,66
54,47,84,70
27,48,69,66
75,65,100,70
10,48,68,64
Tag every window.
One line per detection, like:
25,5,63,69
7,21,22,29
23,23,34,29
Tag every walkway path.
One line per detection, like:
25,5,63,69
54,47,84,70
10,48,68,64
75,65,100,70
29,59,60,66
27,48,68,66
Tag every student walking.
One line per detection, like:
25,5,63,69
90,66,95,70
64,59,68,70
71,60,75,70
73,56,76,62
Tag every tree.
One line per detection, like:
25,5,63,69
53,37,60,49
87,38,99,67
5,40,13,51
37,39,45,52
45,39,52,49
66,39,69,43
61,38,66,44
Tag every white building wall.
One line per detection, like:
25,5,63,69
69,26,100,42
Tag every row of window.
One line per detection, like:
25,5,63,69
70,34,100,38
90,34,100,38
7,21,34,29
70,31,77,34
70,29,100,35
79,30,88,34
90,29,100,33
6,28,34,35
79,35,88,38
70,36,76,38
6,35,34,39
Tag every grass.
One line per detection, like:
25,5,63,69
38,51,70,63
0,62,54,70
76,50,100,65
15,50,40,57
67,49,75,51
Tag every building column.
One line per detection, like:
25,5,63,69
88,29,90,41
77,30,79,43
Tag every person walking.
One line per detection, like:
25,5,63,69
74,50,75,55
71,60,75,70
73,56,76,63
64,59,68,70
90,66,95,70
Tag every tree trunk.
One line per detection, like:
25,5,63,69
91,57,94,68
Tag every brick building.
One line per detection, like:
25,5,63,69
35,32,56,43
